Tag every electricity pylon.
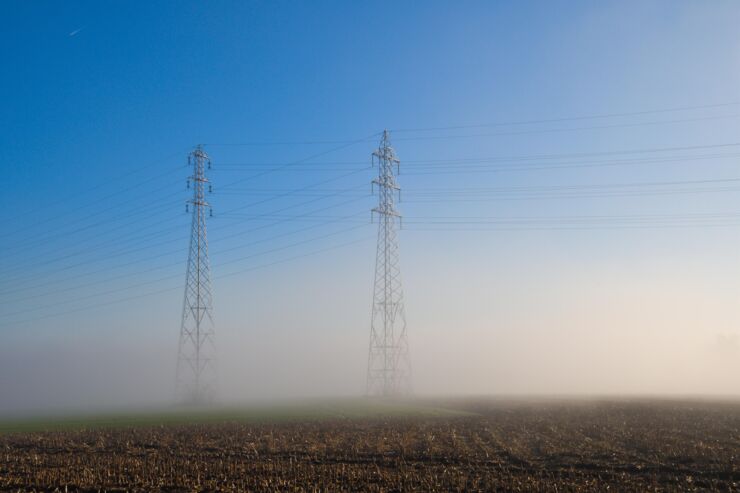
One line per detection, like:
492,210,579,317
366,130,412,396
176,145,216,404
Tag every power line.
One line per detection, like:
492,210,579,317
390,114,740,142
6,206,736,324
206,133,379,187
0,142,375,283
404,211,740,221
403,154,740,176
3,178,186,258
0,199,185,276
10,115,740,332
402,142,740,162
0,221,367,320
0,192,369,298
211,153,740,170
205,144,740,170
4,133,376,258
0,162,374,314
201,211,740,225
404,187,740,203
203,135,379,146
9,149,188,226
1,235,372,327
8,106,740,241
0,210,370,307
391,101,740,132
0,181,372,297
9,158,739,289
404,223,740,231
5,146,740,284
6,159,186,244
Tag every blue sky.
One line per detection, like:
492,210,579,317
2,1,740,411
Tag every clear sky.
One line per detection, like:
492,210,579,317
1,1,740,413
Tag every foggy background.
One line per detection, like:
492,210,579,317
1,1,740,415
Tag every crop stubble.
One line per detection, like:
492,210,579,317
0,400,738,492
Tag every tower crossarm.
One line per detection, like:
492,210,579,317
372,177,400,190
372,206,401,217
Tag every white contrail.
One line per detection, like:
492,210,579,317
69,28,82,37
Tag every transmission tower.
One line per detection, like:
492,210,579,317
176,145,216,404
366,130,412,396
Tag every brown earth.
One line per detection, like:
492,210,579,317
0,399,738,492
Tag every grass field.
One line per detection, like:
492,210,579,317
0,398,738,491
0,398,469,434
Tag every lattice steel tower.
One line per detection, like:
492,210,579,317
366,130,412,396
176,145,216,403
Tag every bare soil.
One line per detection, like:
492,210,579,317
1,399,738,492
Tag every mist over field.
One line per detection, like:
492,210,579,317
2,247,739,415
